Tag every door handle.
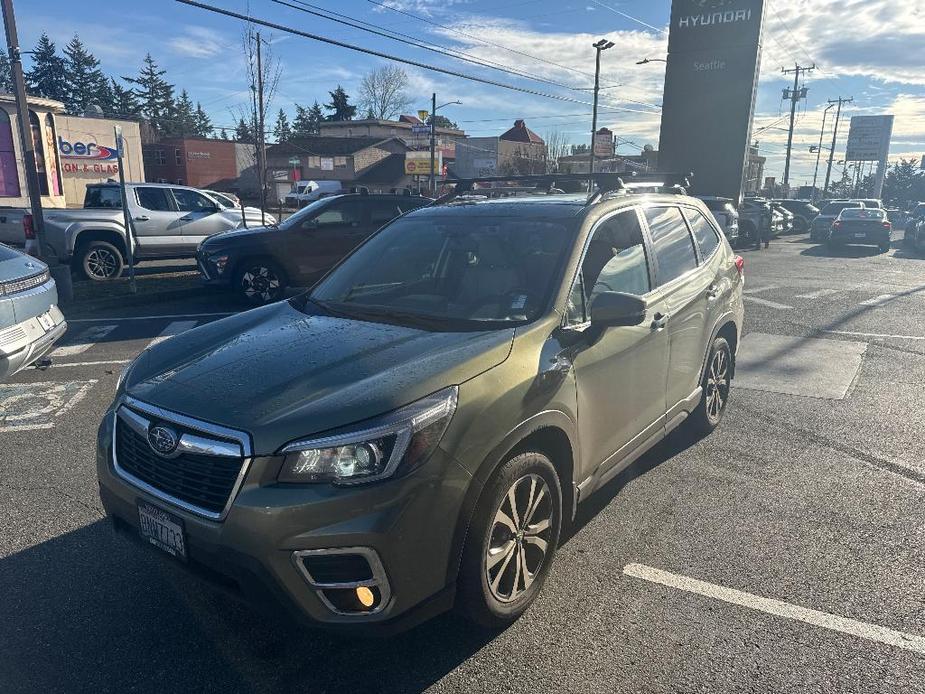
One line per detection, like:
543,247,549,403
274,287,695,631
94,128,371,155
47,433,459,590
651,312,670,330
134,215,149,222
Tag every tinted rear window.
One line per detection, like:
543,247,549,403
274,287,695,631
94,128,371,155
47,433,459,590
840,208,885,219
645,206,698,284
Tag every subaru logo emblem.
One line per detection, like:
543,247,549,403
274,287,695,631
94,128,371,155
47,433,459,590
148,425,179,456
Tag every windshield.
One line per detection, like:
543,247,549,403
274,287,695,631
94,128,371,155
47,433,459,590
278,197,334,230
309,214,576,328
209,192,236,208
839,208,885,220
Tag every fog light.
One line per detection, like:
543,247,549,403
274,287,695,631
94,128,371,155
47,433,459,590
356,586,375,608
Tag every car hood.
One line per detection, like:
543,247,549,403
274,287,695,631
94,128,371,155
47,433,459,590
123,301,514,454
0,247,46,281
202,225,278,246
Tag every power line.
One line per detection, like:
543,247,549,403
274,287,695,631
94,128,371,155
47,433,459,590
584,0,664,33
365,0,600,82
276,0,586,92
175,0,595,105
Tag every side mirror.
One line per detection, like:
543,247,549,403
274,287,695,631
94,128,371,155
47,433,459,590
589,292,647,328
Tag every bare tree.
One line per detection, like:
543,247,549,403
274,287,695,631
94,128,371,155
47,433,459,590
544,129,569,173
230,25,282,209
359,65,413,121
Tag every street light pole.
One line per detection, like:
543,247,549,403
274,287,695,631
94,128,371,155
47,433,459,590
823,96,852,199
427,96,460,195
589,39,614,187
811,103,835,203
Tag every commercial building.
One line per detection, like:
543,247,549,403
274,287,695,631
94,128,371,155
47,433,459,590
142,137,237,189
556,147,659,175
55,113,143,205
744,144,766,195
454,120,546,178
265,136,412,200
319,115,466,162
0,94,142,208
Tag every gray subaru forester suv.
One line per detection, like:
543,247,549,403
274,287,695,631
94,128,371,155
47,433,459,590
97,175,744,632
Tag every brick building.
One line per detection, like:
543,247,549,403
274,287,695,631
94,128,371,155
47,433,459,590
142,137,237,188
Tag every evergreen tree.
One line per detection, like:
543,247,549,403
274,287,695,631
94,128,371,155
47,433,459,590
169,89,196,135
220,128,229,140
307,102,324,133
364,107,375,120
108,78,141,119
63,35,110,115
25,33,67,102
292,102,321,136
324,85,356,122
124,54,175,135
0,51,12,94
234,117,253,142
194,102,213,137
273,108,291,142
431,114,458,129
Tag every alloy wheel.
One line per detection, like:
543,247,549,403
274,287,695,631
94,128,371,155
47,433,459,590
705,347,730,423
485,473,554,603
85,248,119,279
241,265,281,303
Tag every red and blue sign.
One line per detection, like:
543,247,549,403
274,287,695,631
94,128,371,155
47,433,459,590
57,136,119,160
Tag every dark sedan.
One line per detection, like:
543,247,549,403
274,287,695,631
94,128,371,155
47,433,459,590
197,192,430,303
828,207,892,252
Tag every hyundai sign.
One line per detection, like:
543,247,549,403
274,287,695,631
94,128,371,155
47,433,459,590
657,0,766,203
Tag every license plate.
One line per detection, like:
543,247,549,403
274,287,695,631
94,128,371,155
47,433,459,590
37,311,55,331
854,233,866,239
138,501,187,560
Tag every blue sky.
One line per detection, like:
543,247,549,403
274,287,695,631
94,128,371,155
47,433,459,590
20,0,925,185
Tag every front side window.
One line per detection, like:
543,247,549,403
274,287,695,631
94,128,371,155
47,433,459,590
313,200,364,229
645,206,698,285
172,188,215,212
685,208,721,259
310,215,576,328
579,209,651,314
369,200,403,225
135,187,173,212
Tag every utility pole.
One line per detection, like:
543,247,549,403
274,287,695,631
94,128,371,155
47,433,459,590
255,31,267,225
1,0,72,301
823,96,852,199
810,102,835,203
588,39,614,187
781,63,814,191
429,92,436,195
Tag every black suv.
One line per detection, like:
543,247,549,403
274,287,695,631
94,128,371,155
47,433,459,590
197,192,430,302
772,199,819,233
99,174,744,632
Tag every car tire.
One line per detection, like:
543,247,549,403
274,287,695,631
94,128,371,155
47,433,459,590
456,450,562,629
879,242,891,253
793,216,808,233
78,240,125,281
234,259,288,305
689,336,732,436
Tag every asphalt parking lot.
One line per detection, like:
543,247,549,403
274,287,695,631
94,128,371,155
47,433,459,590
1,233,924,693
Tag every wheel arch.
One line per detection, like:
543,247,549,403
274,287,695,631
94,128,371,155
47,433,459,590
446,411,578,586
73,228,127,259
700,316,739,383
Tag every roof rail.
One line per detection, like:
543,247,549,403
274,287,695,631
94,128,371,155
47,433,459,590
427,172,691,207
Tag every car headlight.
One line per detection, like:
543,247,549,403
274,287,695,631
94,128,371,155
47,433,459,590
278,386,458,485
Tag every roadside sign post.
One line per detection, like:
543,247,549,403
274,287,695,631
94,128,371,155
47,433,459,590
114,126,136,294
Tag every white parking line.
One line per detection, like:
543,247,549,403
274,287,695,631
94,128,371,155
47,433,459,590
146,321,198,348
50,324,118,357
67,312,234,323
860,294,896,307
623,563,925,655
795,288,840,299
743,295,793,310
825,330,925,341
742,285,780,295
49,359,132,368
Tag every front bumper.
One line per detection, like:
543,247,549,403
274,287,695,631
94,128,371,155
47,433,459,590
196,253,233,287
0,303,66,379
96,404,472,630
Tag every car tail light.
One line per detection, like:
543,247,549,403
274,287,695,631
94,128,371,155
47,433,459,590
22,214,35,240
833,221,842,229
882,222,891,229
734,255,744,277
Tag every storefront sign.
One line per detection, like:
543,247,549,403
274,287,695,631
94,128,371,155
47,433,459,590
320,157,334,171
405,151,442,175
57,136,119,160
187,151,212,160
62,162,120,174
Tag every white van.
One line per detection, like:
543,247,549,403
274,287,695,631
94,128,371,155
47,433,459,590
285,180,343,208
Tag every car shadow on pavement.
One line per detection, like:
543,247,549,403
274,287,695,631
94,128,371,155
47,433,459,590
0,519,497,693
799,244,885,259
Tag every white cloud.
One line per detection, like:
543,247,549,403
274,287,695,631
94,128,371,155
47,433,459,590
168,26,229,59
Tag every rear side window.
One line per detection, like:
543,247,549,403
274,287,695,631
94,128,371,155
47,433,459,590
135,187,173,212
85,187,122,208
368,200,403,225
685,208,721,258
644,206,698,284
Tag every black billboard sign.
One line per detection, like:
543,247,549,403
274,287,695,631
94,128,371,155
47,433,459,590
657,0,766,202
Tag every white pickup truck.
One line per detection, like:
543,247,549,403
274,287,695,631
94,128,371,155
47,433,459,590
42,182,273,280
